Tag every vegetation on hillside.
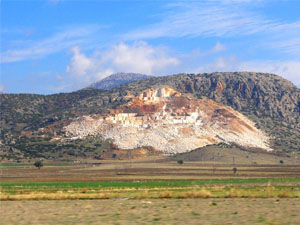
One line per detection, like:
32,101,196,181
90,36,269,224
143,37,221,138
1,72,299,160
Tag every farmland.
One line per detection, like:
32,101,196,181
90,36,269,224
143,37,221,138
1,160,300,200
1,158,300,224
1,155,300,181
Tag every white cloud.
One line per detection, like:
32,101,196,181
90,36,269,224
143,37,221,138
125,3,266,39
125,1,300,55
268,36,300,54
101,42,179,75
63,42,180,90
239,60,300,86
66,46,95,77
1,25,100,63
211,42,227,53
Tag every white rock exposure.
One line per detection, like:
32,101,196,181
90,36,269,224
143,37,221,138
65,87,272,153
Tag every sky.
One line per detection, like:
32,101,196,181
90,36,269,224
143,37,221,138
1,0,300,94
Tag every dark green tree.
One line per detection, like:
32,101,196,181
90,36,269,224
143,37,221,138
34,160,43,169
233,167,237,174
177,160,184,164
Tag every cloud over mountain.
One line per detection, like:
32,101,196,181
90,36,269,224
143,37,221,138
62,42,179,90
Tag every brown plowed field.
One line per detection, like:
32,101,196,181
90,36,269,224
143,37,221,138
1,160,300,182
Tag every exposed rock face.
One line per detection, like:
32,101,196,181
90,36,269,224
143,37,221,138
65,87,271,154
1,72,298,160
88,73,153,90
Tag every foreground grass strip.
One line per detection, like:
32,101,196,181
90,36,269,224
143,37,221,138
1,185,300,200
1,178,300,200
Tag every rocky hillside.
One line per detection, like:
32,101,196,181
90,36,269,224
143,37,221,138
115,72,300,153
0,72,299,160
65,87,271,153
88,72,153,90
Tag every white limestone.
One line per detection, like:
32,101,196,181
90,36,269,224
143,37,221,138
64,87,272,153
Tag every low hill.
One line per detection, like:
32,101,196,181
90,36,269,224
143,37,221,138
172,144,300,165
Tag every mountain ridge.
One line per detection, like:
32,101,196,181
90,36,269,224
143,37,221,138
1,72,299,161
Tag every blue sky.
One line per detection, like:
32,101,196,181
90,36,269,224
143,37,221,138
1,0,300,94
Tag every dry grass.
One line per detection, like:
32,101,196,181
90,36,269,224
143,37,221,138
226,188,242,198
177,189,212,198
2,198,300,225
277,190,291,198
1,185,299,200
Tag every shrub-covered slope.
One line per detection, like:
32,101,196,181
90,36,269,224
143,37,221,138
1,72,299,160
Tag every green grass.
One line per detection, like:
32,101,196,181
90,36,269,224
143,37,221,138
1,178,300,200
0,163,74,168
1,177,299,190
0,163,33,168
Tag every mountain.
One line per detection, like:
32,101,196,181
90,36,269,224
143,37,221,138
1,72,299,161
88,72,153,90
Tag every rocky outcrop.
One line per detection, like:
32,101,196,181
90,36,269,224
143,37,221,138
65,87,271,154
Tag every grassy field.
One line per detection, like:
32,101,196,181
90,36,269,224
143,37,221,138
1,184,300,200
1,160,300,224
2,199,300,225
1,160,300,199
